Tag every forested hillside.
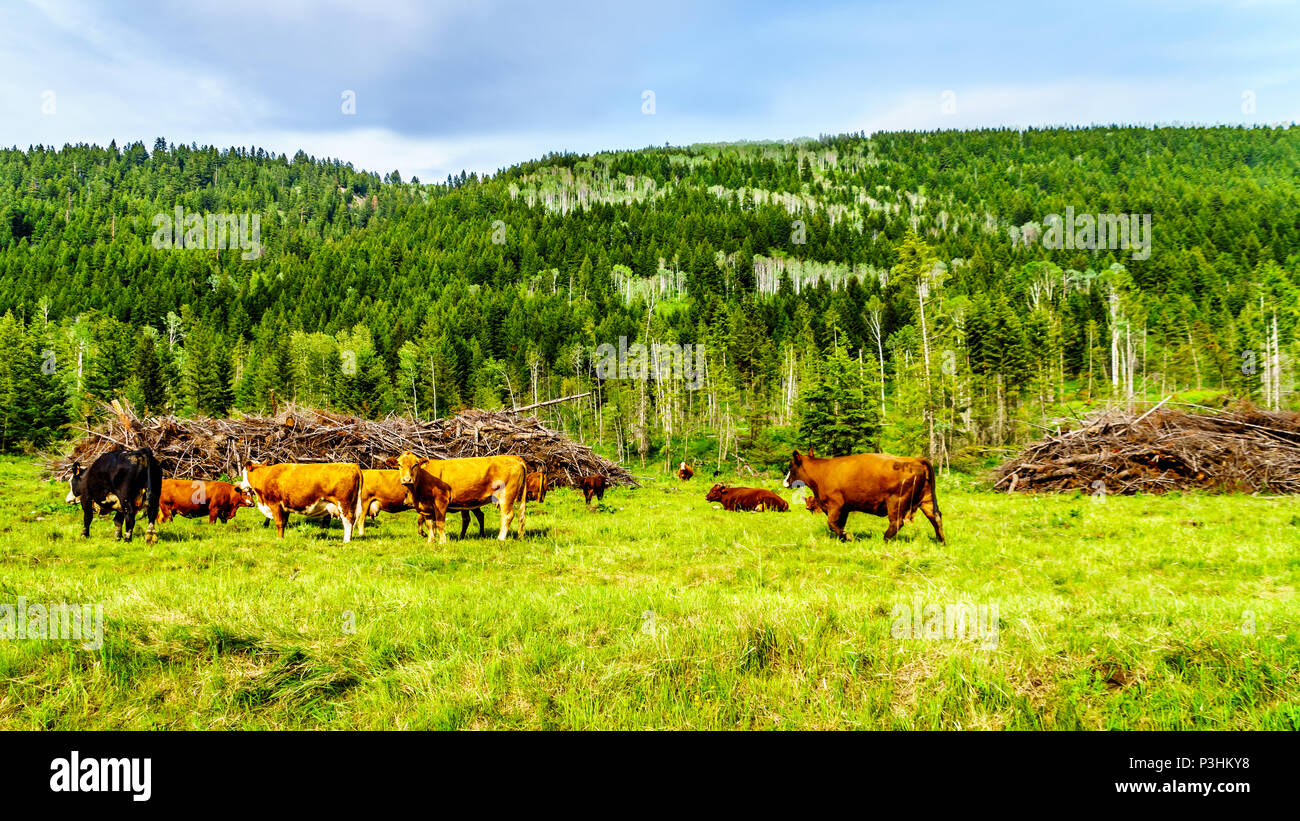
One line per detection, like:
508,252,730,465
1,127,1297,467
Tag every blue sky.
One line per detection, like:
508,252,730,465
2,0,1297,181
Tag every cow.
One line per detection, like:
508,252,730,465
158,478,252,524
392,457,452,544
360,469,416,527
783,449,944,542
396,452,527,541
677,462,694,481
705,482,789,512
65,448,162,544
577,474,608,507
525,471,548,503
239,462,365,542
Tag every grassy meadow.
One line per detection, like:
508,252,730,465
0,455,1296,730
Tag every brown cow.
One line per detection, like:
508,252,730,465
396,452,527,541
783,450,944,542
158,478,253,524
240,462,365,542
677,462,694,481
525,471,548,503
705,482,789,512
392,458,452,544
360,469,415,527
577,474,607,507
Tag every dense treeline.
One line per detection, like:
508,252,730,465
1,127,1296,468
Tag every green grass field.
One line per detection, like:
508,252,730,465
1,455,1296,730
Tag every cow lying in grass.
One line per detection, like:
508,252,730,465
705,482,789,512
784,449,944,542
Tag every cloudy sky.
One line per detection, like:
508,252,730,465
2,0,1297,181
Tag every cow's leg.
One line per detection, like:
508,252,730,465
883,497,903,541
496,498,512,541
920,494,945,543
272,505,288,538
459,510,471,539
417,513,428,539
824,502,849,541
113,509,125,541
354,499,365,538
514,491,526,539
81,498,95,538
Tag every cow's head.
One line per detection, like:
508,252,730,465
233,487,255,508
705,482,727,502
804,493,824,513
783,450,814,490
239,461,263,498
65,462,85,504
396,452,425,486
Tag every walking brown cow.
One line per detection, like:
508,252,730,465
783,450,944,542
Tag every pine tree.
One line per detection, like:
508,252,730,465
797,342,881,456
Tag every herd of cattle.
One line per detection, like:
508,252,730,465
63,447,945,545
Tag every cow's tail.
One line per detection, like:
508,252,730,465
353,467,366,537
144,448,162,544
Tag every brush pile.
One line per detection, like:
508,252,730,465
48,401,636,487
994,405,1300,494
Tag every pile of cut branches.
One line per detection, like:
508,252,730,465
993,403,1300,494
47,401,636,487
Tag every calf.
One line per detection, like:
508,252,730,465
705,482,789,512
784,449,944,542
525,471,548,503
158,479,252,524
65,448,162,543
240,462,365,542
677,462,694,481
577,474,608,507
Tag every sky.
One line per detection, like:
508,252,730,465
2,0,1297,182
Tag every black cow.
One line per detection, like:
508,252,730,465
66,448,162,544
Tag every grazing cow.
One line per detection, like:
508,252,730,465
65,448,162,543
577,474,608,507
240,462,365,542
677,462,694,481
705,482,789,512
783,450,944,542
158,479,252,524
525,471,548,503
360,469,416,527
396,452,527,541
